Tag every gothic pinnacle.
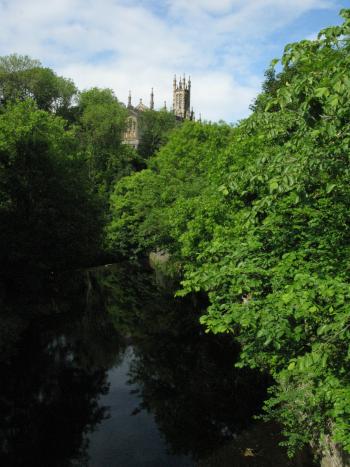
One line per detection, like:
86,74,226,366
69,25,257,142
150,88,154,110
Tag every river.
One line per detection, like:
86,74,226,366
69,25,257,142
0,263,315,466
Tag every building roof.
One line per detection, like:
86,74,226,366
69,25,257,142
135,98,148,112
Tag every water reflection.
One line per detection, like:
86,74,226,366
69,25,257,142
0,263,275,466
86,264,269,462
0,269,124,467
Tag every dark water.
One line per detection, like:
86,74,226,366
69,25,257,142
0,263,312,467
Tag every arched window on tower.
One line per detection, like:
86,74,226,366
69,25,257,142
127,118,133,133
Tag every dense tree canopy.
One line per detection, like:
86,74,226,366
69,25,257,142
76,87,140,198
106,121,232,256
137,108,178,160
0,54,77,117
0,100,103,271
0,61,143,271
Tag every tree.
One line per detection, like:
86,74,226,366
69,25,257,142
180,9,350,457
76,88,140,198
106,121,232,257
0,100,103,271
0,54,77,117
137,109,177,159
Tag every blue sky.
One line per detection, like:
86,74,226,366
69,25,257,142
0,0,348,122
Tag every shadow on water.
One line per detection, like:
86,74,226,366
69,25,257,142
0,268,125,467
0,263,314,467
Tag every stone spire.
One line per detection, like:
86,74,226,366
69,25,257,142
128,90,132,108
150,88,154,110
173,75,177,110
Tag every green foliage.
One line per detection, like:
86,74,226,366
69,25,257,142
0,100,103,271
0,54,77,117
106,9,350,457
76,88,139,197
106,120,232,256
137,108,178,159
0,57,146,271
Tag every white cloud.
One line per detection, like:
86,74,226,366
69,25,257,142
0,0,338,121
214,0,333,36
192,72,260,122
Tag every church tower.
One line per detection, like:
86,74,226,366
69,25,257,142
173,74,192,120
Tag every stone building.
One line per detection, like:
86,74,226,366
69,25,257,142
123,89,153,149
123,75,194,149
173,74,194,120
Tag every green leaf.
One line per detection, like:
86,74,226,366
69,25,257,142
315,87,330,98
326,183,337,194
327,96,339,108
269,180,279,192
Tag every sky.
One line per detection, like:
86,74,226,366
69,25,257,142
0,0,348,122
